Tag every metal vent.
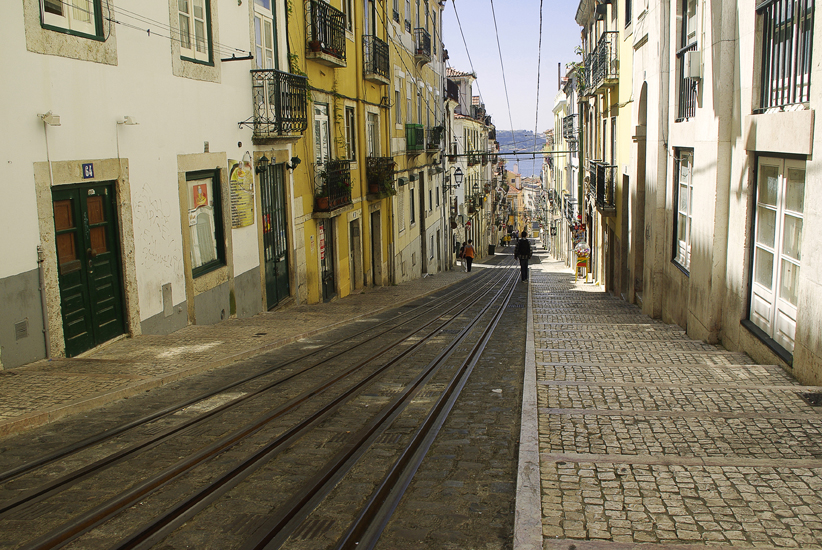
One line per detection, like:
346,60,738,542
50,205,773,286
14,319,28,340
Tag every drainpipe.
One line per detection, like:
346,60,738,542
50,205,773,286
37,245,52,358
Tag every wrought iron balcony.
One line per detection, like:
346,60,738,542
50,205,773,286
414,28,431,62
405,123,424,154
676,42,698,121
314,159,353,212
425,125,444,151
363,35,389,84
249,69,309,141
562,114,577,141
481,153,488,165
467,152,479,166
589,161,616,213
583,31,619,94
366,156,396,197
307,0,346,66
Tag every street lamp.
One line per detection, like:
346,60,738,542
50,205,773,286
443,166,463,191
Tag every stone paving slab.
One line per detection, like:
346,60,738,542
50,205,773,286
0,268,475,437
522,256,822,549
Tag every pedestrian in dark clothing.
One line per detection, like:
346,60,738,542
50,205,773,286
514,231,532,282
458,242,467,271
464,240,475,272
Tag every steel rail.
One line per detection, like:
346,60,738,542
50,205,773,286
0,271,501,517
238,265,520,550
336,268,519,549
0,268,496,485
14,266,512,550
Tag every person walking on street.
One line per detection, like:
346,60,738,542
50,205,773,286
514,231,532,282
458,241,467,271
464,240,475,272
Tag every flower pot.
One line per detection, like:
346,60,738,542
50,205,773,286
368,183,380,194
316,196,329,210
309,40,322,52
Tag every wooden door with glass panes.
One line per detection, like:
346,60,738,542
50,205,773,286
260,163,290,309
750,157,805,353
254,0,278,70
52,183,125,357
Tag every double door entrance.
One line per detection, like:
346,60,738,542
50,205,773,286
260,163,290,309
52,183,125,357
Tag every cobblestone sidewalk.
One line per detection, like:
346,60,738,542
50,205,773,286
0,268,474,438
522,256,822,549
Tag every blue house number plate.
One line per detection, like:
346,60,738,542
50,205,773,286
82,163,94,179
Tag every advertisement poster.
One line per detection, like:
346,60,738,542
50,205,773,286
228,159,255,228
193,184,208,208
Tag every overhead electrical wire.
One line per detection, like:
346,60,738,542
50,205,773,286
487,0,521,170
47,0,252,58
531,0,545,178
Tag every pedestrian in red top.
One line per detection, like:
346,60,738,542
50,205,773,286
463,240,475,272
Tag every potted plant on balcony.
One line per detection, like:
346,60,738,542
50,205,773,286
309,39,322,52
366,158,396,197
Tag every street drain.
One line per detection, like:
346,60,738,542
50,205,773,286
508,304,525,308
800,392,822,406
293,518,335,541
375,432,403,444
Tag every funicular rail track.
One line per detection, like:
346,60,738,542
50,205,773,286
0,268,499,487
1,259,520,550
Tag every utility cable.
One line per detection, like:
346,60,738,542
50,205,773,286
488,0,520,169
531,0,545,178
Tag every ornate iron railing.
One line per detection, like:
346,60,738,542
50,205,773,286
251,69,309,139
426,126,444,151
562,114,578,141
414,28,431,61
366,157,396,196
314,160,353,211
363,35,389,80
594,163,616,210
307,0,346,61
591,31,619,89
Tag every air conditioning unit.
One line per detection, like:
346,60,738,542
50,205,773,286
684,50,702,79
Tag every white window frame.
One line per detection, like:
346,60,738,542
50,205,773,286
749,156,806,353
178,0,211,63
253,3,276,70
673,149,693,272
41,0,98,37
345,106,357,161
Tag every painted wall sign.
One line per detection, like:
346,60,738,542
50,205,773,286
228,159,255,228
82,163,94,179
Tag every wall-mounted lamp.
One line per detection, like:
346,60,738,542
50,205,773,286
286,156,301,170
443,166,463,190
256,154,270,174
119,116,139,125
38,111,61,126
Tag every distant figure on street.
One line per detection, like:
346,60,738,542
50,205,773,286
458,241,467,271
464,240,475,272
514,231,532,282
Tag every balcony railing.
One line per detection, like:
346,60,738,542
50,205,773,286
589,161,616,211
467,152,479,166
481,153,488,165
594,31,619,88
562,114,577,141
314,159,353,212
250,69,309,140
425,125,444,151
405,123,424,153
363,35,389,82
756,0,813,113
366,156,396,197
414,28,431,62
307,0,346,63
676,42,698,121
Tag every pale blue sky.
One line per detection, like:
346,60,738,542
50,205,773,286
441,0,581,136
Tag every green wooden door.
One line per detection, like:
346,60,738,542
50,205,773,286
53,184,125,357
260,163,290,309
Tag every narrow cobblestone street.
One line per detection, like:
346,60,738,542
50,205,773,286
526,256,822,549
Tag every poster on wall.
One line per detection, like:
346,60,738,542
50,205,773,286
193,184,208,208
228,159,255,228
